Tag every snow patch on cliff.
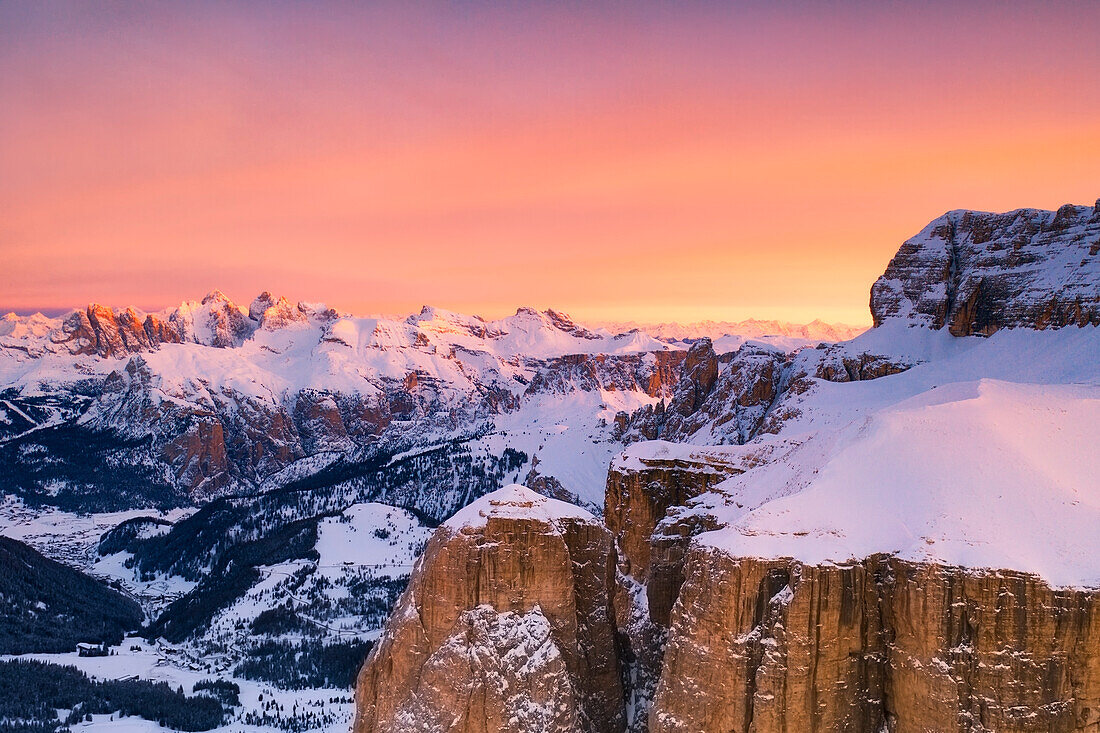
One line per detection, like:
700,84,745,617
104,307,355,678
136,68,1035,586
445,484,594,531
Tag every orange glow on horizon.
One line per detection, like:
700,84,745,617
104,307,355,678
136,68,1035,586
2,2,1099,326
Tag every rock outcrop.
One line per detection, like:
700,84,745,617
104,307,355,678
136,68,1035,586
250,291,308,330
523,351,686,399
871,201,1100,335
354,485,624,733
356,459,1100,733
605,445,741,584
356,473,1100,733
45,290,325,360
620,341,790,446
55,304,182,358
651,550,1100,733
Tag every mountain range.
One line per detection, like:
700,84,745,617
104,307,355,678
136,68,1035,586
0,200,1097,733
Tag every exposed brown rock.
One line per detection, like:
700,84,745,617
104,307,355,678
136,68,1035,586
250,291,307,330
163,418,229,493
142,314,180,344
54,304,181,358
56,305,131,357
523,455,584,506
114,307,152,352
815,350,911,383
354,486,624,733
56,307,99,356
645,508,721,628
605,452,740,583
663,345,786,444
293,390,349,453
652,551,888,733
651,549,1100,733
524,352,686,399
670,339,719,416
620,343,789,446
885,562,1100,733
355,427,1100,733
196,290,254,347
612,570,668,733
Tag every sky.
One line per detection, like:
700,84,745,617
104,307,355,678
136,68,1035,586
2,1,1099,326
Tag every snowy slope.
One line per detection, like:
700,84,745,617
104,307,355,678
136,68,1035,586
5,640,354,732
667,325,1100,587
444,483,594,530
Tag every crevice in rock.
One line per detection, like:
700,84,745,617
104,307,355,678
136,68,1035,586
943,215,962,330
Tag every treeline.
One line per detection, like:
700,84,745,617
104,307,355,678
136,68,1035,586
126,438,526,646
97,515,172,556
0,660,228,732
245,570,408,641
193,678,241,707
0,421,185,512
235,639,373,690
144,517,322,642
239,693,352,732
126,437,526,582
0,536,143,654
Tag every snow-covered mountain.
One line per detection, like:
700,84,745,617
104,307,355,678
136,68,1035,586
355,200,1100,733
3,200,1098,733
0,293,858,510
871,201,1100,333
0,287,863,730
590,318,866,353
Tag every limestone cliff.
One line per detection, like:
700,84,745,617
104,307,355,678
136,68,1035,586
353,201,1100,732
357,457,1100,733
353,485,623,733
652,550,1100,733
619,340,791,446
604,445,741,584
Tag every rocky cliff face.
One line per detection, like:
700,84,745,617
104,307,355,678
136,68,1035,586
357,453,1100,733
618,340,791,446
53,291,265,358
353,485,623,733
605,446,741,585
354,200,1100,733
57,304,180,358
359,466,1100,733
652,550,1100,733
871,201,1100,335
524,351,686,399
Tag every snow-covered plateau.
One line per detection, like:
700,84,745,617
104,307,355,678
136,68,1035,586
639,324,1100,587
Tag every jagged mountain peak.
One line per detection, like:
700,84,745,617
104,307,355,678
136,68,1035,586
247,292,309,330
199,288,239,307
248,291,280,320
871,200,1100,335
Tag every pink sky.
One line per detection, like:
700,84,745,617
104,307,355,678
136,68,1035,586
2,1,1099,324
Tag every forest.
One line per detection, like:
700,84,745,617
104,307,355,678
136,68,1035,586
0,536,143,654
0,660,228,732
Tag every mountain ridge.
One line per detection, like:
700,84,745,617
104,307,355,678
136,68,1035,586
352,200,1100,732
